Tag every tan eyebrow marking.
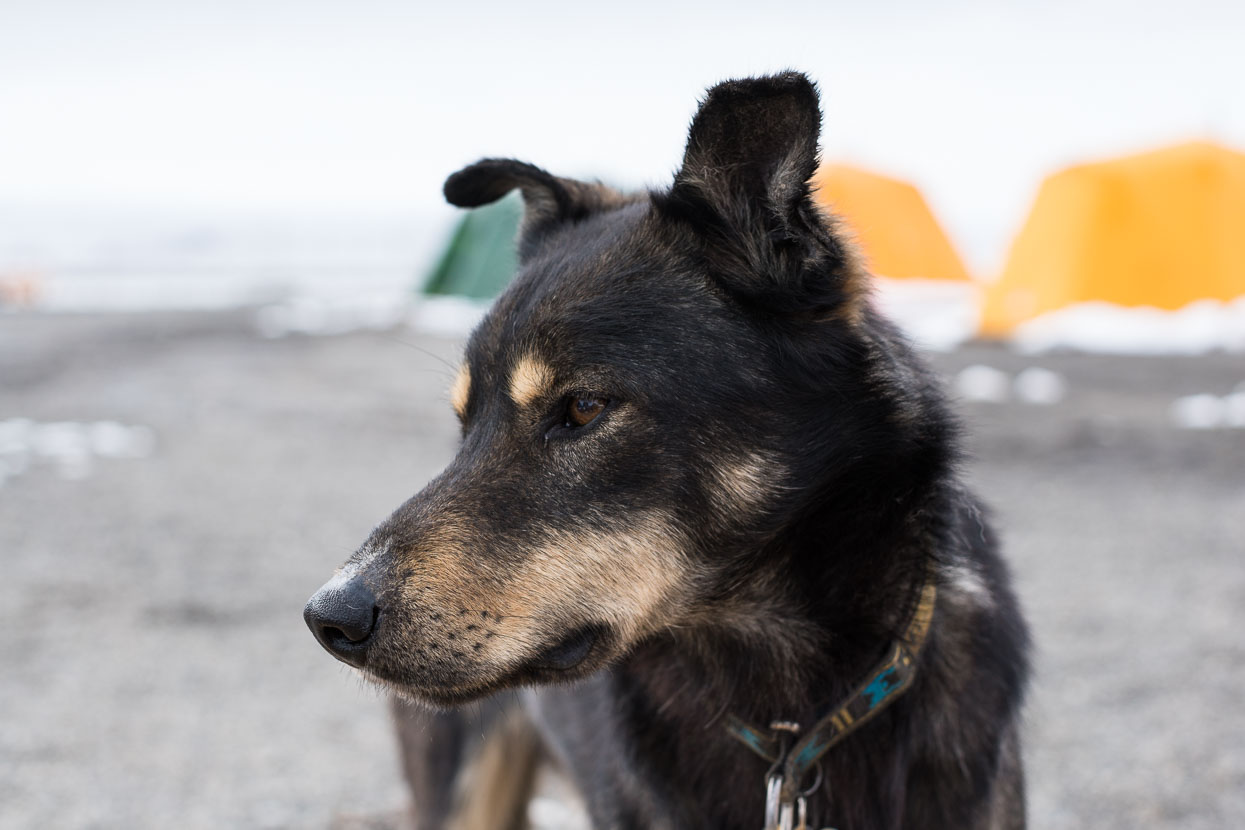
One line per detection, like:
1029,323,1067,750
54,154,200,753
508,355,554,408
450,364,471,418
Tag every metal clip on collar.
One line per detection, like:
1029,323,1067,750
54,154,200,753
761,722,822,830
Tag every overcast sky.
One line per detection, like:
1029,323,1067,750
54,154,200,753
3,0,1243,273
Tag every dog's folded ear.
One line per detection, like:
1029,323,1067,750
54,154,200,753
444,158,569,220
660,72,858,314
444,159,631,259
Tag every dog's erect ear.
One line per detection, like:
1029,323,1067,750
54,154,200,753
672,72,820,228
444,158,630,258
660,73,858,314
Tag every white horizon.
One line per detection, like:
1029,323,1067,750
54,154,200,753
2,0,1244,278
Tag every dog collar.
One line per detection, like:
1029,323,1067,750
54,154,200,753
724,578,938,792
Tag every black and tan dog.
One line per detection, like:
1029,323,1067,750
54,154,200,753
305,72,1029,830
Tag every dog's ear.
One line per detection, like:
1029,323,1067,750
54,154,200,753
660,73,858,315
672,72,820,227
444,159,630,258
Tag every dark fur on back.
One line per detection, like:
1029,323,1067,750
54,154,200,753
312,72,1029,830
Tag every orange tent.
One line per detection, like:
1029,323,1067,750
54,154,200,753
812,164,971,282
982,141,1245,336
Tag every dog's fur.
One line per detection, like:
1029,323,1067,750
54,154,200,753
314,72,1029,830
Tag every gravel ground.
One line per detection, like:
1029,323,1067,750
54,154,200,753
1,310,1242,829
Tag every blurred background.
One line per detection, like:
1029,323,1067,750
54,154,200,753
1,1,1243,828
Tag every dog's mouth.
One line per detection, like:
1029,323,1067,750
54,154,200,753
528,624,603,672
361,621,609,707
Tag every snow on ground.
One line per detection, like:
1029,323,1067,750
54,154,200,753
867,279,1245,356
256,294,488,339
404,295,490,338
255,294,412,339
954,365,1012,403
869,277,982,352
1010,297,1245,355
21,268,418,315
1171,387,1245,429
0,418,155,486
1013,366,1069,405
7,263,1245,358
953,365,1069,405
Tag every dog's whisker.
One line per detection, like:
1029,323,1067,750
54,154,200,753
378,334,459,373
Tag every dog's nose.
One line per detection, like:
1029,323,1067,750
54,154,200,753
304,576,379,668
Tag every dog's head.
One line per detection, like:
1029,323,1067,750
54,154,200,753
306,72,901,706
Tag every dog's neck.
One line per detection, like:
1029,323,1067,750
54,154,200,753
600,490,943,830
634,483,941,731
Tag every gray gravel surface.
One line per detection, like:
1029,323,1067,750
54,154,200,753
1,311,1242,829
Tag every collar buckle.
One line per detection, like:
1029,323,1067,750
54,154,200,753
728,577,939,830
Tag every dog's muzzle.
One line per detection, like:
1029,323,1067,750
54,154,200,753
303,574,380,668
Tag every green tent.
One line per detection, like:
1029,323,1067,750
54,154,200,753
422,193,522,299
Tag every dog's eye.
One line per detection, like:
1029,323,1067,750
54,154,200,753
566,396,608,428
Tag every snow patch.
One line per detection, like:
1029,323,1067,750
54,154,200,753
1227,392,1245,428
406,295,491,338
1010,297,1245,355
0,418,155,486
955,365,1011,403
256,294,410,338
871,278,980,352
1013,367,1067,405
955,365,1070,406
1171,392,1245,430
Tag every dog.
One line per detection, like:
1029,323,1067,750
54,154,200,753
305,71,1030,830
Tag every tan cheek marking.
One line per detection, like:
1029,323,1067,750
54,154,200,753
513,512,690,641
422,513,690,666
508,355,554,408
450,364,471,419
391,512,692,670
710,451,785,518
